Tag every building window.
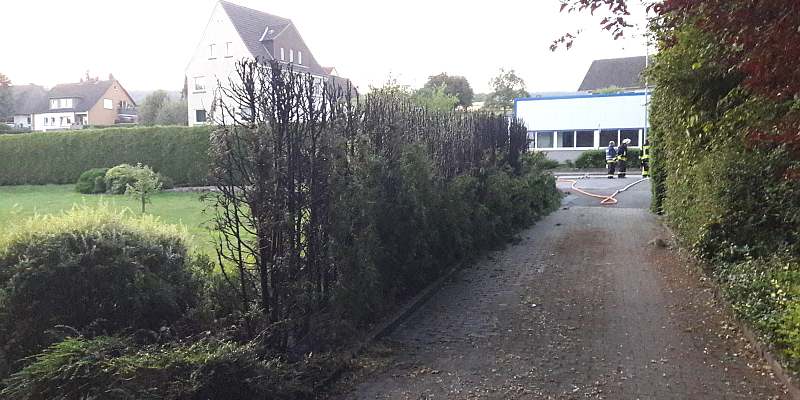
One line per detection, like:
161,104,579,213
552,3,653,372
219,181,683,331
281,47,285,61
290,49,293,63
239,107,252,121
51,117,55,125
44,118,48,126
225,42,233,57
576,131,594,147
557,131,575,148
50,99,58,109
104,99,113,109
61,98,72,108
194,76,206,91
620,129,639,146
600,130,618,147
536,132,554,148
196,109,207,123
298,51,302,65
209,43,216,59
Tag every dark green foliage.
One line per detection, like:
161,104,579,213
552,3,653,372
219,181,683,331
0,126,212,186
1,335,339,400
0,207,201,374
574,149,641,169
74,168,108,194
646,6,800,370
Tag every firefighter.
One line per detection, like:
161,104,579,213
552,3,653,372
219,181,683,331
605,141,617,179
640,139,650,177
617,138,630,178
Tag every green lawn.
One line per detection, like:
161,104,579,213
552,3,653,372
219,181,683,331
0,185,216,254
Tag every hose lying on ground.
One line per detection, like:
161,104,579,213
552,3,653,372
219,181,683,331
556,177,649,205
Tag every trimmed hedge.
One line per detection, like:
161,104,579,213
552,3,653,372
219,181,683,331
0,126,213,187
574,149,642,169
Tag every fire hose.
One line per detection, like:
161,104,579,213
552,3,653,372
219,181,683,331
556,177,650,205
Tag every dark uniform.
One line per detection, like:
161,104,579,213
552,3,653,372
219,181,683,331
640,140,650,177
617,141,628,178
605,142,617,179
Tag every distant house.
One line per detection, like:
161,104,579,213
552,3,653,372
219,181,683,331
28,78,136,132
515,56,652,162
11,84,47,129
185,1,346,126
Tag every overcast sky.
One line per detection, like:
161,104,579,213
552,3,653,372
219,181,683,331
2,0,650,95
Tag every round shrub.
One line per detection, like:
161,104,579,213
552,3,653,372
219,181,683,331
104,164,139,194
75,167,109,194
0,205,202,372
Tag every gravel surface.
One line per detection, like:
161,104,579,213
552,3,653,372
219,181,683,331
327,178,790,399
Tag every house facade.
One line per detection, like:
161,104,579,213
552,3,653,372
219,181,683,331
28,78,136,132
514,56,652,162
186,1,340,126
11,84,48,129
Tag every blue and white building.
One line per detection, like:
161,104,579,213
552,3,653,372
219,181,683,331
514,56,652,163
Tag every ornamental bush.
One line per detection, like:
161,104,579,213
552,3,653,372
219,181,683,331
0,205,202,377
74,168,109,194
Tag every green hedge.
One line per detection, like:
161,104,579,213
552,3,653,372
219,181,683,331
0,126,213,187
574,149,642,169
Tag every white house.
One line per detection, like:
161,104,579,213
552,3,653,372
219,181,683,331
25,78,136,132
186,1,342,126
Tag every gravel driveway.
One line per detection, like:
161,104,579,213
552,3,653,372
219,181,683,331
328,177,789,399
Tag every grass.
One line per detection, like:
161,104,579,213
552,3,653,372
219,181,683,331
0,185,216,255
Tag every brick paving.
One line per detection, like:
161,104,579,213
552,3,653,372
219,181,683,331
330,178,788,399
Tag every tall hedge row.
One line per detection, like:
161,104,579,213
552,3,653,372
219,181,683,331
648,11,800,367
0,126,213,187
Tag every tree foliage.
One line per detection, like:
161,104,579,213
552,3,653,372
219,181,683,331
125,163,163,213
138,90,187,126
484,68,529,114
423,73,474,108
0,73,12,122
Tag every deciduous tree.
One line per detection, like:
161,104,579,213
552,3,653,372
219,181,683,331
0,73,13,123
484,68,529,114
423,73,474,108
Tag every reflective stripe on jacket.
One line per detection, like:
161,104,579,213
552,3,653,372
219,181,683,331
605,146,617,161
640,145,650,159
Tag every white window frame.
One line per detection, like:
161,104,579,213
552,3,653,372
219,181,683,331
290,49,293,63
209,43,216,59
298,51,302,65
50,99,58,109
104,99,113,109
281,47,285,61
194,76,206,92
61,98,72,108
225,42,233,57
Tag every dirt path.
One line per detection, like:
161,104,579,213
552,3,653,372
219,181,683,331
329,179,788,399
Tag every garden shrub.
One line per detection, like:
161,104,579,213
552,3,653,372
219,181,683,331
74,168,109,194
1,335,340,400
575,150,606,168
0,204,202,375
105,164,139,194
